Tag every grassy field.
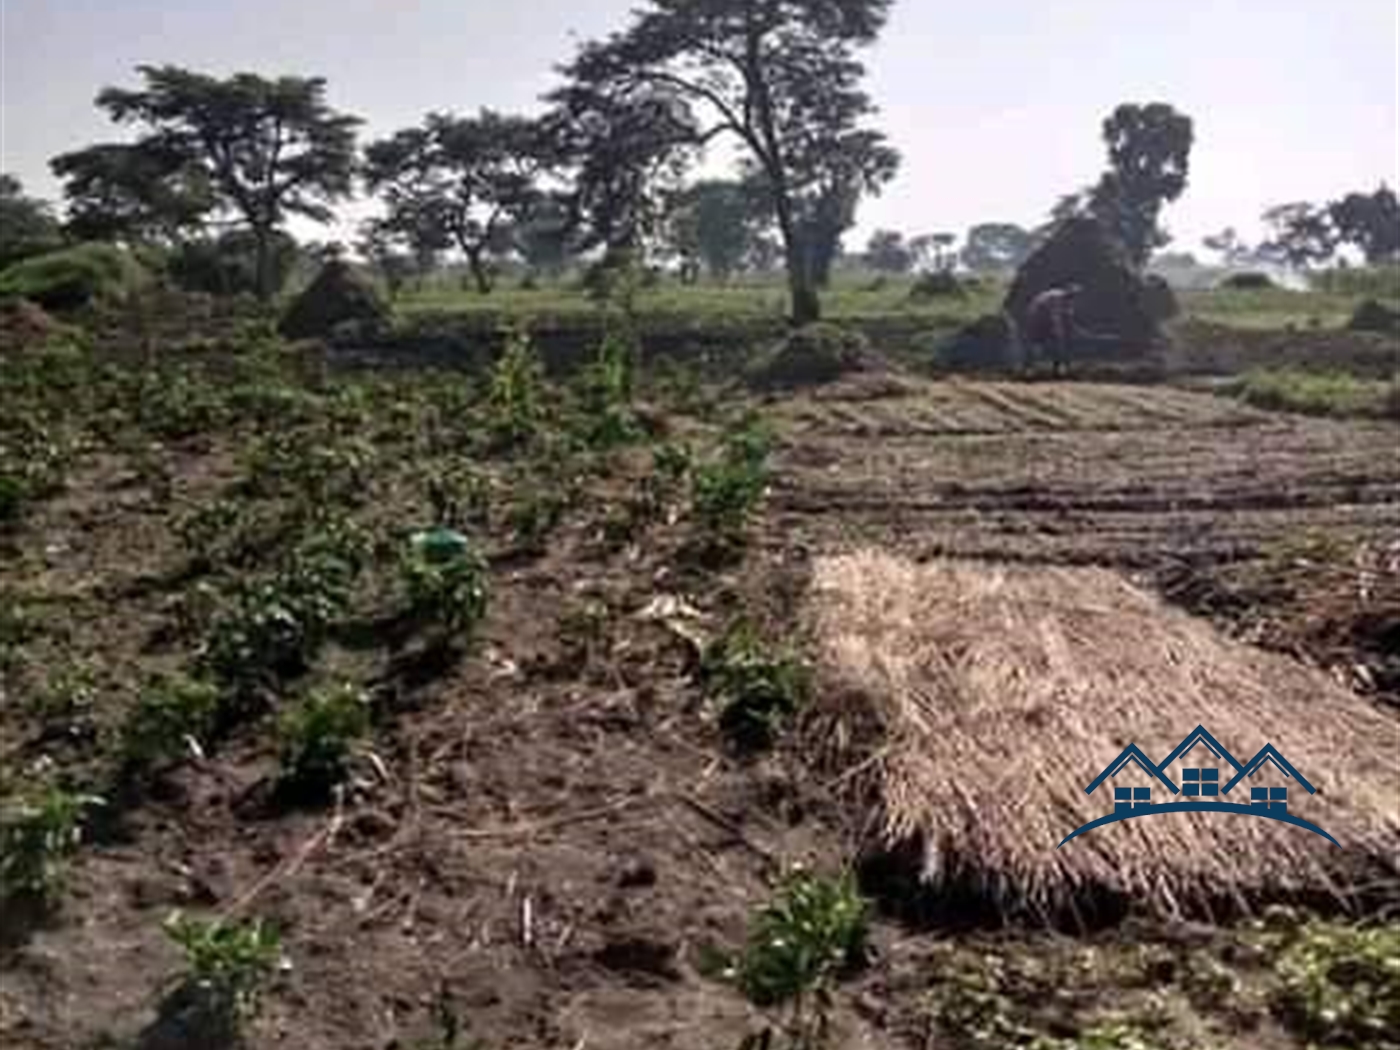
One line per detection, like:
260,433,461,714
1,292,1398,1050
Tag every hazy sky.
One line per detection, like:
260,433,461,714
2,0,1397,256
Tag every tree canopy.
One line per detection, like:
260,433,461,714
0,174,64,270
960,222,1034,274
364,110,551,294
1329,186,1400,265
1086,103,1194,267
665,179,772,279
67,65,360,299
552,0,899,323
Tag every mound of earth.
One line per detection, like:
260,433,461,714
1005,217,1165,357
747,323,887,391
1347,298,1400,336
279,259,390,342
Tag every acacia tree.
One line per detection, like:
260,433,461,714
1086,103,1194,267
960,222,1033,273
1260,202,1337,269
50,141,215,246
365,111,551,294
1329,186,1400,264
67,66,360,300
666,178,772,279
552,0,899,324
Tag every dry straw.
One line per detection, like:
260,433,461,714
803,550,1400,922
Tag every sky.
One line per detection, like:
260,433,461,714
2,0,1398,258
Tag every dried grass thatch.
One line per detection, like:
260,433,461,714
803,550,1400,924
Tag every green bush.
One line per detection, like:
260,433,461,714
0,242,148,312
1226,368,1396,419
718,869,868,1049
690,420,773,543
0,785,101,905
163,912,282,1033
277,683,370,794
701,620,810,751
119,674,222,774
400,531,490,636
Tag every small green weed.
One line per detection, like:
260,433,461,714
163,912,283,1033
118,674,221,774
1226,368,1397,419
576,330,643,448
691,419,773,542
400,530,490,637
506,488,566,553
1264,919,1400,1048
701,621,810,751
421,460,492,529
720,869,869,1050
277,683,371,795
0,785,102,905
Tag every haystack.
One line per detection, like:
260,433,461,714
747,323,887,392
804,550,1400,924
279,259,389,341
1005,218,1163,357
1348,298,1400,336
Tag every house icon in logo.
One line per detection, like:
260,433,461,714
1057,724,1337,848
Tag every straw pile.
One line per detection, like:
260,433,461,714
804,550,1400,922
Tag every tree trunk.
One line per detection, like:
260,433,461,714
465,248,493,295
253,224,273,303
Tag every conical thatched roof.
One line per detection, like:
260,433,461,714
1005,218,1164,357
803,550,1400,925
279,259,389,341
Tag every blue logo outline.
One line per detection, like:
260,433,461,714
1057,724,1337,849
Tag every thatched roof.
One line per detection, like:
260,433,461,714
803,550,1400,924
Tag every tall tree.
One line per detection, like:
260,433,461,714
551,0,899,325
864,228,912,274
0,174,63,269
1260,202,1337,269
73,66,360,300
1201,227,1255,268
1329,186,1400,265
960,222,1034,273
665,178,771,280
50,142,215,245
1086,102,1194,267
513,193,575,279
365,111,550,295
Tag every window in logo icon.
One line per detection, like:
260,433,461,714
1114,786,1152,813
1182,768,1220,797
1251,786,1288,813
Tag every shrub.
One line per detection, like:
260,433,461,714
277,683,370,794
400,529,490,636
700,620,810,751
577,330,643,448
0,242,149,312
690,420,773,543
0,785,101,905
506,488,567,553
719,869,868,1049
119,674,222,774
909,270,965,300
163,912,282,1034
487,326,546,449
132,368,229,440
1226,368,1393,419
747,324,878,391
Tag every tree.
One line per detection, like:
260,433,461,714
1086,103,1194,267
1329,186,1400,264
513,193,575,279
1260,202,1337,269
167,229,301,297
1201,227,1255,267
865,229,912,273
960,222,1034,274
551,0,899,325
75,65,360,300
665,179,771,280
50,142,215,246
0,174,63,269
365,110,550,295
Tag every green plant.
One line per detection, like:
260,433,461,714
722,869,869,1050
400,531,490,636
700,620,810,750
119,674,222,773
0,241,149,311
0,785,102,904
1269,920,1400,1048
1226,367,1395,419
487,325,545,449
421,460,492,529
691,420,773,542
577,329,643,448
0,472,25,527
506,487,566,553
277,683,371,794
163,912,282,1031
